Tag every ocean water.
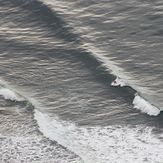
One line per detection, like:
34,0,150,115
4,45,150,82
0,0,163,162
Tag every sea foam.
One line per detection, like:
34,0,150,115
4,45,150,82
133,94,160,116
34,109,163,163
0,88,23,101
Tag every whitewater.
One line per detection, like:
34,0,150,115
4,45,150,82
0,0,163,163
0,81,162,163
42,0,163,116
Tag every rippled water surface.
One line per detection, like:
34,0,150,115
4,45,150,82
0,0,163,163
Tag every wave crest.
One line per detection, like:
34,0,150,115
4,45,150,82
0,87,24,101
133,94,160,116
111,77,160,116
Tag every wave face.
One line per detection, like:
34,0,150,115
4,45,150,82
0,0,163,162
41,0,163,112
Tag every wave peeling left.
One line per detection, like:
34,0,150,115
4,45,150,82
133,94,160,116
111,77,160,116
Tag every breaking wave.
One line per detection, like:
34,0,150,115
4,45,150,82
8,0,161,116
0,79,25,101
0,87,23,101
111,77,160,116
0,80,162,163
35,110,163,163
133,94,160,116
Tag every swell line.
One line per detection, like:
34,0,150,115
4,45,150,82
5,0,161,116
10,0,80,43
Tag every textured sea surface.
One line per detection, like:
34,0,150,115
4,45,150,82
0,0,163,162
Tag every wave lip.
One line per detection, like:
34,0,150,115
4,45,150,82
0,87,24,101
133,94,160,116
111,77,160,116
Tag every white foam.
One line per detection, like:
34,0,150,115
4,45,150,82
0,88,23,101
110,77,161,116
35,110,163,163
0,135,81,163
111,77,127,87
133,94,160,116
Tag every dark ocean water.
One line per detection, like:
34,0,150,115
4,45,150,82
0,0,163,162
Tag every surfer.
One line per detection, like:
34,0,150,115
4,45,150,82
111,77,126,87
111,78,119,87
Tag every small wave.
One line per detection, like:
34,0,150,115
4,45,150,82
0,87,24,101
111,77,160,116
10,0,160,117
0,78,21,101
133,94,160,116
